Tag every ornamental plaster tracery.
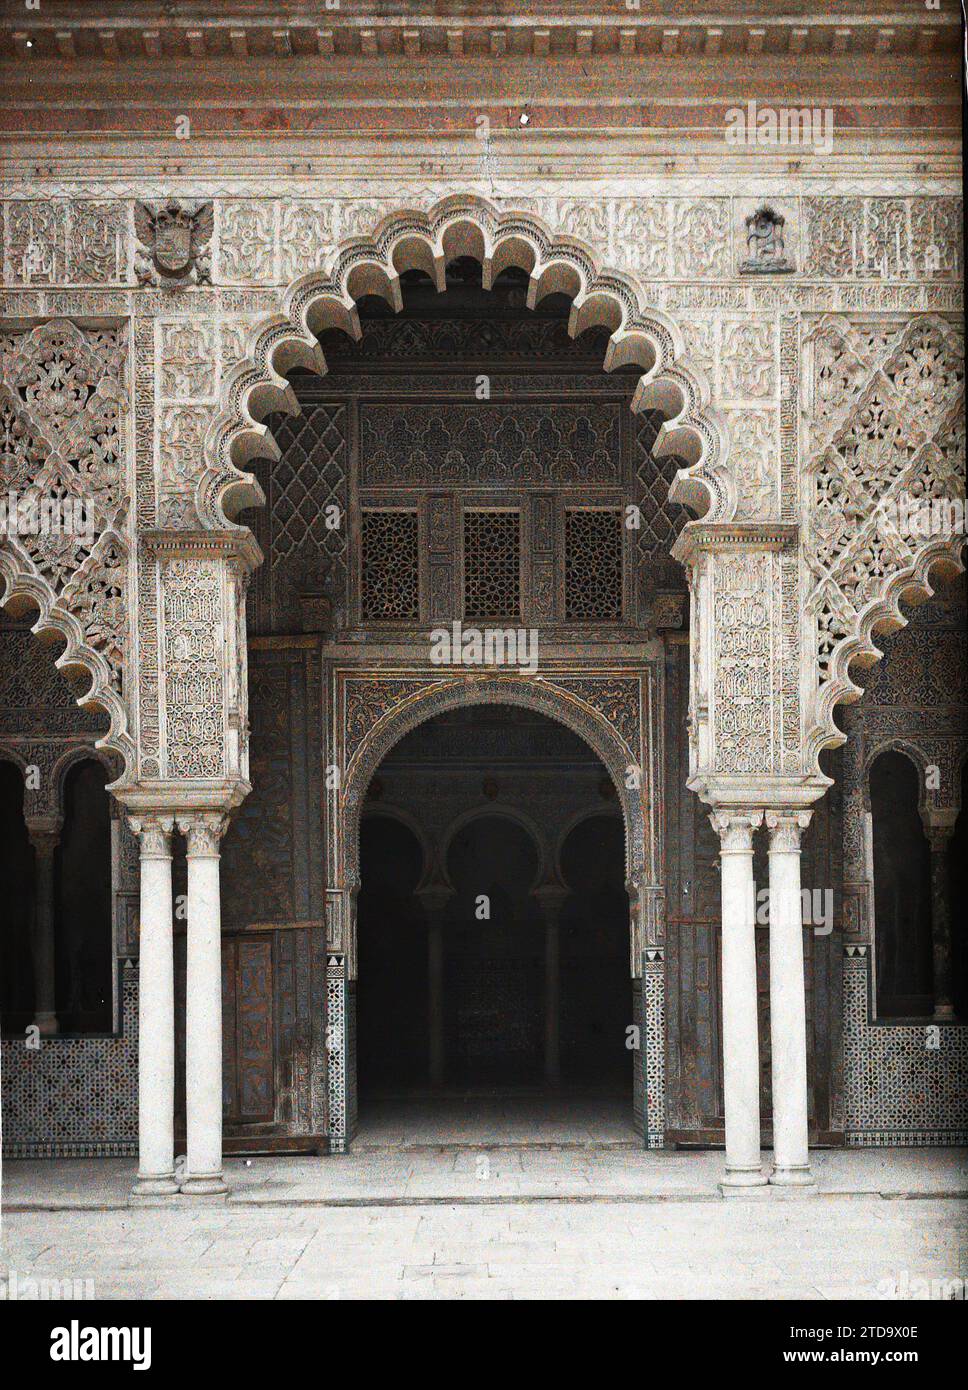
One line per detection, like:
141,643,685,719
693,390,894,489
0,319,133,773
803,313,967,773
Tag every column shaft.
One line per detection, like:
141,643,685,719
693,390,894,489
544,918,560,1087
767,810,815,1188
926,825,955,1020
428,919,445,1086
712,810,766,1190
131,815,178,1197
180,815,228,1196
27,821,61,1035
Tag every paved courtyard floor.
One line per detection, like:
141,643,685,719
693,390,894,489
2,1147,965,1299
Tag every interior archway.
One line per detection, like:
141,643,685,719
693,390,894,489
55,758,113,1034
870,749,933,1018
354,703,636,1148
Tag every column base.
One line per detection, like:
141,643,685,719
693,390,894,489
132,1174,179,1198
719,1165,769,1196
770,1165,817,1192
179,1174,227,1197
33,1013,59,1036
933,1004,955,1021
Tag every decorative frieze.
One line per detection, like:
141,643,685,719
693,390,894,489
4,201,127,287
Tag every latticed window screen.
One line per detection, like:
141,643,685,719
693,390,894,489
463,510,521,619
361,510,419,620
565,509,623,620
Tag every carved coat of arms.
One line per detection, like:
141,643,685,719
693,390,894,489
135,200,213,287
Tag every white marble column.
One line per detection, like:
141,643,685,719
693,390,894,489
26,817,62,1036
766,810,816,1189
129,814,178,1196
710,809,767,1191
178,813,228,1196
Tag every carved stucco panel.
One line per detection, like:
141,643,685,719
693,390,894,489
3,200,127,287
0,317,133,766
711,549,777,775
160,557,226,780
612,199,670,279
217,200,278,285
669,198,731,280
725,408,779,522
278,199,339,284
157,318,218,402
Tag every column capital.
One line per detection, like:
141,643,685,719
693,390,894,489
533,882,570,914
765,808,813,852
709,808,763,852
920,807,959,849
177,811,229,858
24,815,63,857
414,882,454,915
128,813,175,859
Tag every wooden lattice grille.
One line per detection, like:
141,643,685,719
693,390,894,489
361,510,419,620
463,510,521,619
565,509,623,621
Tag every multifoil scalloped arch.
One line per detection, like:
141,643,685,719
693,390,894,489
0,548,134,779
197,194,732,531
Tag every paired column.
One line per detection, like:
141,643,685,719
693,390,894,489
766,811,815,1189
129,809,229,1198
710,810,766,1190
177,813,229,1195
129,815,178,1196
25,816,62,1036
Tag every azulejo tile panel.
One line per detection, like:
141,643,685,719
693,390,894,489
1,965,138,1158
843,949,968,1146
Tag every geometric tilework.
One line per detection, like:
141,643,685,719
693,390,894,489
631,977,644,1138
1,964,138,1158
643,949,666,1150
843,948,968,1146
325,954,347,1154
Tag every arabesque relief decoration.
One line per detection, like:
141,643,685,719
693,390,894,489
0,319,132,771
804,313,966,771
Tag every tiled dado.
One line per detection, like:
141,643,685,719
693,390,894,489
843,947,968,1147
0,965,138,1158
